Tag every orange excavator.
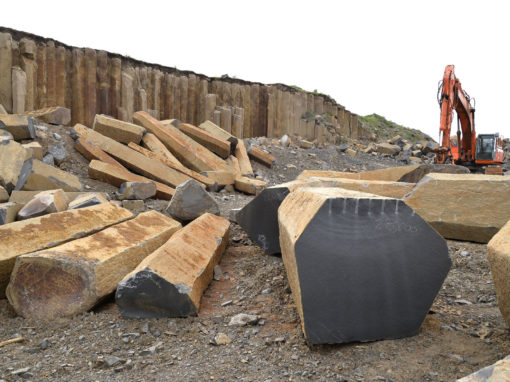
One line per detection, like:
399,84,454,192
435,65,504,169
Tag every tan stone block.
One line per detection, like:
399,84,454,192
300,140,314,149
404,173,510,242
234,176,266,195
0,33,13,113
116,213,228,318
93,114,145,144
74,123,192,188
11,66,26,114
247,145,275,167
200,171,236,186
133,111,231,173
9,190,106,205
68,192,109,209
17,189,69,220
0,202,23,225
488,220,510,327
0,140,30,192
88,160,174,200
121,199,145,212
456,356,510,382
234,140,253,177
0,185,8,202
24,106,71,125
199,120,237,143
6,211,180,319
16,159,83,192
22,141,44,160
298,165,429,183
0,114,35,140
74,137,125,170
141,133,183,168
116,181,156,201
179,122,232,159
0,202,133,297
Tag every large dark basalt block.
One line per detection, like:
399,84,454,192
278,187,451,344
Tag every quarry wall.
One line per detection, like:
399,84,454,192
0,27,367,143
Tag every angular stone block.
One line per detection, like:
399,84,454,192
116,213,229,318
93,114,145,144
488,220,510,327
68,193,109,210
6,211,180,319
234,176,266,195
0,115,35,140
234,140,253,177
121,199,145,212
247,145,275,167
141,132,183,169
237,178,415,255
0,202,133,297
87,160,174,200
200,171,236,186
15,159,83,192
404,173,510,243
179,122,232,158
0,202,23,225
278,187,450,344
48,142,67,165
456,356,510,381
0,140,30,193
0,185,8,202
17,189,69,220
166,179,219,221
22,141,44,160
116,181,157,201
24,106,71,125
74,137,125,170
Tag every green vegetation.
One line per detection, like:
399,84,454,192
360,114,434,144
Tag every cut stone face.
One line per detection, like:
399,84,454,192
278,187,451,344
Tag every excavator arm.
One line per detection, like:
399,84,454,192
436,65,477,164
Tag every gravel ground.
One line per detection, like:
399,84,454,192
1,128,509,382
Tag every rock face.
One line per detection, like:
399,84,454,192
116,213,229,318
237,178,416,255
116,181,157,200
0,202,133,297
456,355,510,381
404,174,510,243
6,211,181,320
487,220,510,327
17,189,69,220
278,187,450,344
166,179,219,221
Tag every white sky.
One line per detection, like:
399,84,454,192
3,0,510,141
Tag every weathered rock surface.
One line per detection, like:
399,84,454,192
0,202,133,297
0,140,30,192
278,187,450,344
17,189,69,220
24,106,71,125
0,185,8,202
457,355,510,381
121,199,145,212
234,176,267,195
116,213,229,318
0,115,35,140
0,202,23,225
237,178,415,255
179,122,232,158
376,142,401,155
68,192,109,209
116,181,157,200
22,141,44,160
6,211,180,320
488,220,510,327
93,114,145,144
404,174,510,243
166,179,219,221
48,142,68,165
247,144,275,167
15,159,83,192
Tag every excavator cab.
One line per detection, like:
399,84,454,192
475,133,504,164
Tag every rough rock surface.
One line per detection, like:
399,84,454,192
116,181,157,200
17,189,69,220
278,187,450,344
166,179,219,221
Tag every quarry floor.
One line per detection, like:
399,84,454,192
1,135,509,382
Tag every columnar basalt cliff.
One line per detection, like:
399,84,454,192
0,27,367,143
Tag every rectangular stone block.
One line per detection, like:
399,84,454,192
116,213,229,318
0,202,23,225
0,115,35,140
297,165,429,183
15,159,83,192
23,106,71,125
88,160,174,200
142,133,183,169
93,114,145,144
234,140,253,177
74,137,125,169
278,187,450,344
199,120,238,146
133,111,231,173
9,190,108,205
200,171,236,186
247,145,275,167
73,123,192,188
22,141,44,160
234,176,266,195
0,202,133,297
0,140,30,192
6,211,181,319
179,122,232,158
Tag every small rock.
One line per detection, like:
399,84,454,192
39,338,48,350
121,199,145,212
261,288,272,295
229,313,259,326
116,181,157,201
228,208,241,223
221,300,233,307
454,299,472,305
48,142,67,165
274,336,286,343
53,132,62,140
460,250,469,257
105,356,122,368
212,333,232,345
11,367,30,376
213,265,224,281
42,153,54,166
280,135,291,147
